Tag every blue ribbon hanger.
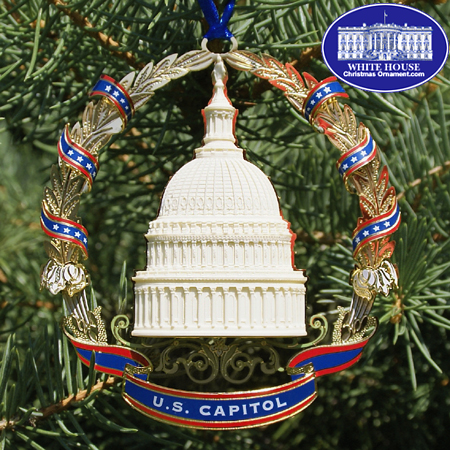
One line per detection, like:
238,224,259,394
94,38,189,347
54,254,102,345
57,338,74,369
198,0,236,40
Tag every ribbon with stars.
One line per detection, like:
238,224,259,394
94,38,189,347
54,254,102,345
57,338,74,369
58,125,99,188
40,204,89,257
90,75,134,126
302,77,348,123
336,129,377,186
352,200,401,256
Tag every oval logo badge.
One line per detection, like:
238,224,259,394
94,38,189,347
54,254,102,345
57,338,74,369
322,4,449,92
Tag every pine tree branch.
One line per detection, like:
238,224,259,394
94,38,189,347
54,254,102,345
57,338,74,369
396,160,450,200
47,0,143,70
0,376,120,431
292,45,322,71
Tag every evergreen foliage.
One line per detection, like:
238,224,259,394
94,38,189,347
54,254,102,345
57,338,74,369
1,0,449,448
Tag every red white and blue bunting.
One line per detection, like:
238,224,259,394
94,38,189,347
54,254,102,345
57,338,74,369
90,75,134,126
336,130,377,186
302,77,348,123
353,200,401,256
40,205,89,257
67,332,372,430
58,126,99,188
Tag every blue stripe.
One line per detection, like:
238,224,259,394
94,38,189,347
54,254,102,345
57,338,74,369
60,131,98,181
304,81,346,121
353,203,400,251
338,135,374,177
41,210,88,254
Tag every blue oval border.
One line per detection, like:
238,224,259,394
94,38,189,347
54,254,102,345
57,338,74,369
322,4,449,93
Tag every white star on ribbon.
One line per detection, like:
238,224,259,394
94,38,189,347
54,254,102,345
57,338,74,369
363,230,370,237
316,92,323,99
342,164,348,170
68,150,74,156
83,238,87,243
120,98,125,104
125,106,129,110
360,150,367,156
373,225,380,232
351,156,358,163
307,107,311,112
53,224,59,230
311,100,316,105
74,231,81,238
324,86,332,94
384,221,391,227
86,163,92,169
355,237,360,243
105,85,111,92
113,91,120,97
77,156,83,162
63,227,70,234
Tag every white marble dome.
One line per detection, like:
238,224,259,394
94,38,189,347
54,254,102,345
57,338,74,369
159,154,280,218
132,57,306,338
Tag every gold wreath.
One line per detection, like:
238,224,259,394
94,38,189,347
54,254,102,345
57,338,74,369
40,48,399,343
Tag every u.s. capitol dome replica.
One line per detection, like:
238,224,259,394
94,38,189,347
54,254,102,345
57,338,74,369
132,57,307,337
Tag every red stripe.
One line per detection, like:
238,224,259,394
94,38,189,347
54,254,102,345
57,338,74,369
126,372,314,400
94,365,124,377
76,352,91,367
123,391,316,429
71,340,150,367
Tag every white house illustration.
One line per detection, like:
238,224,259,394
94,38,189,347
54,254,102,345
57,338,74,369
338,20,433,61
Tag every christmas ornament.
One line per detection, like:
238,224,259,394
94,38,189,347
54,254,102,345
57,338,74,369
40,0,400,430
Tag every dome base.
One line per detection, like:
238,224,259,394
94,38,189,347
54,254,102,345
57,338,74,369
132,274,307,338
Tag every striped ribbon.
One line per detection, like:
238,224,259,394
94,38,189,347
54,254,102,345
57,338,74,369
58,125,99,188
336,129,377,186
198,0,235,40
40,204,89,257
65,324,373,429
302,77,348,123
288,335,372,379
90,75,134,126
352,200,401,256
72,339,150,380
